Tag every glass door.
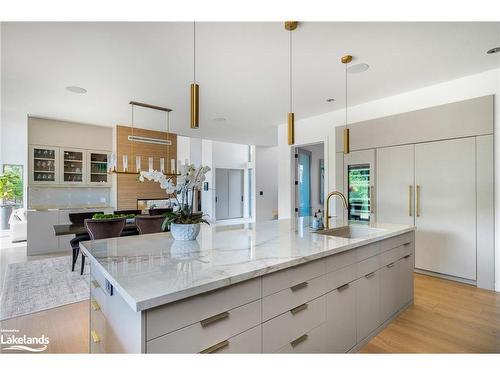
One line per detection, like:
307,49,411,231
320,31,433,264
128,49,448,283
61,148,85,184
30,145,59,184
297,150,311,217
88,151,109,185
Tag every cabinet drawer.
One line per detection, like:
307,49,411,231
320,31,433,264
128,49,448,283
356,255,380,279
146,278,261,340
262,259,325,297
325,283,356,353
355,269,381,342
326,263,357,291
146,300,261,353
203,325,262,354
90,277,107,312
379,232,413,253
276,323,327,353
262,295,326,353
355,242,380,262
263,274,327,321
90,263,109,297
325,249,357,273
380,246,402,267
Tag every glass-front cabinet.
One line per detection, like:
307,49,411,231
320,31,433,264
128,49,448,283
61,148,86,184
88,151,110,185
29,145,111,186
30,145,59,185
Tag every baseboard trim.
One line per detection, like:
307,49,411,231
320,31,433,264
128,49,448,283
414,268,476,286
350,299,414,353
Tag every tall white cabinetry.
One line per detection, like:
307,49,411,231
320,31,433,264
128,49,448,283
377,137,477,282
414,138,476,281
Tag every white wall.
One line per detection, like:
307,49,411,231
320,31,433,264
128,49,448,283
255,146,278,221
277,67,500,291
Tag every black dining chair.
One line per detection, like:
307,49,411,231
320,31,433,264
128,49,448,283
148,207,173,216
113,209,142,216
80,217,126,275
69,211,103,272
135,215,166,234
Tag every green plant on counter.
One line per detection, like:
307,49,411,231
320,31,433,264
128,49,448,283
92,213,136,220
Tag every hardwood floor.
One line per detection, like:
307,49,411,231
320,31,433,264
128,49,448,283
361,273,500,353
0,301,89,354
0,273,498,353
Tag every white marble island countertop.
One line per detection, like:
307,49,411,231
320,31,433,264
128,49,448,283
80,220,414,312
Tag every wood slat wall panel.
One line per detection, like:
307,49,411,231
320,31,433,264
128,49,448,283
116,125,177,210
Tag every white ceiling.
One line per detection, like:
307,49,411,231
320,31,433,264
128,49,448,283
2,22,500,146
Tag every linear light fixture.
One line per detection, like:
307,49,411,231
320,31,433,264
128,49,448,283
127,135,173,146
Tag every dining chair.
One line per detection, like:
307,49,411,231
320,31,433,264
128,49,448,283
135,215,166,235
113,209,142,216
80,217,126,275
69,211,103,272
148,207,173,216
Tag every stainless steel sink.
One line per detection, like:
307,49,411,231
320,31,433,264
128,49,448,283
316,225,386,239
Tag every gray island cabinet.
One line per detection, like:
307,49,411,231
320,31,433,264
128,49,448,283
81,220,414,353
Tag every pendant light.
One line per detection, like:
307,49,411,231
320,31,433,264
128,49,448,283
285,21,298,145
190,22,199,129
341,54,352,154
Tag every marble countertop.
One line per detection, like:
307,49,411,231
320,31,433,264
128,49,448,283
80,220,414,312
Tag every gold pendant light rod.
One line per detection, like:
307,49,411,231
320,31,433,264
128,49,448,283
286,21,298,145
190,22,199,129
342,54,352,154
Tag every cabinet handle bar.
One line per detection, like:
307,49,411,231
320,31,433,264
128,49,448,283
200,311,230,328
200,340,229,354
290,281,308,292
290,303,308,315
290,334,309,348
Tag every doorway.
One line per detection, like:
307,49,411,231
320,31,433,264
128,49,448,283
295,143,325,218
215,168,244,220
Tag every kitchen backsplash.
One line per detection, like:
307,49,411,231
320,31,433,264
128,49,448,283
29,186,111,209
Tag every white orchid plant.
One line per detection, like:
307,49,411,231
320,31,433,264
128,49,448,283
139,164,211,227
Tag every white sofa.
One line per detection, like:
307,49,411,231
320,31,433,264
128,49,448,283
9,207,27,242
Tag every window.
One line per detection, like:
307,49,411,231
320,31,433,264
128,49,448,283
1,164,24,205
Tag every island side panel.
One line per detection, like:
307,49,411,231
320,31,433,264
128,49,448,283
89,259,145,353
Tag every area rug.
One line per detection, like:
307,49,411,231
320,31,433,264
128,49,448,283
0,256,89,320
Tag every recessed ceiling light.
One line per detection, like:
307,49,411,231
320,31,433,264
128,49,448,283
213,117,227,122
65,86,87,94
486,47,500,54
326,98,335,103
347,63,370,74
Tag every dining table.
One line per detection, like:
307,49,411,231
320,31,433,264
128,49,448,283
53,222,138,236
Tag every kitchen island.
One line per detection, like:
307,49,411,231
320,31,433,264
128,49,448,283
80,220,415,353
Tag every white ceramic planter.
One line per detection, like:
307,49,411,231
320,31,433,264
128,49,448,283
170,223,201,241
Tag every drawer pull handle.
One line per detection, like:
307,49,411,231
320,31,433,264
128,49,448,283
386,262,395,268
403,254,411,259
290,281,308,292
91,330,101,343
365,272,375,279
91,280,100,289
290,334,309,348
91,299,101,311
290,303,308,315
200,311,230,328
199,340,229,354
337,283,350,292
